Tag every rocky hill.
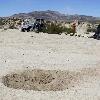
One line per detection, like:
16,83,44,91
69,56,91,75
1,10,100,22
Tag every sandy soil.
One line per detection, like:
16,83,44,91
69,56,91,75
0,29,100,100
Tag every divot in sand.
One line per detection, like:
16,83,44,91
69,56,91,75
2,67,100,91
2,69,78,91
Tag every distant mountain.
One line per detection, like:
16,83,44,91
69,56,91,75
2,10,100,22
11,10,67,21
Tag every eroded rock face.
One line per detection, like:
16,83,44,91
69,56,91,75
2,69,78,91
76,22,89,35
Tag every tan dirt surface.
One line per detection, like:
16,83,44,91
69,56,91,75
0,29,100,100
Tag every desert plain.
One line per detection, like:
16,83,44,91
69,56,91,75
0,29,100,100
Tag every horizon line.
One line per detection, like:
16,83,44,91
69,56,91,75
0,10,99,18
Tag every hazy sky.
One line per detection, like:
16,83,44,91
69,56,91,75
0,0,100,17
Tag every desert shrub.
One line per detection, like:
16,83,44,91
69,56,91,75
0,19,5,25
62,27,74,34
87,28,96,32
9,24,16,29
47,23,63,34
42,22,73,34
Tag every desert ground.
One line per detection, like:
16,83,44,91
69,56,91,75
0,29,100,100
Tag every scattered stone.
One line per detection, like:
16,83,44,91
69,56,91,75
70,33,74,36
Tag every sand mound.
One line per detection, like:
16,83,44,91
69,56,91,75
2,69,78,91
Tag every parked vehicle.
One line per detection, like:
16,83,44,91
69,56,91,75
21,18,45,33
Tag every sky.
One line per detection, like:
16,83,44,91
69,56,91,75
0,0,100,17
